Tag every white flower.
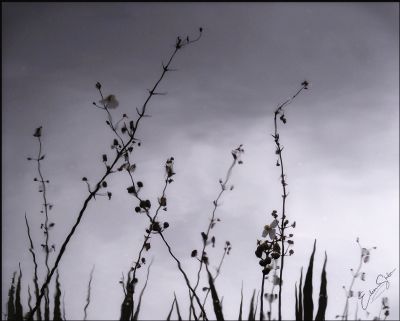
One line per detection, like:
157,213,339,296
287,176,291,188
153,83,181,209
262,219,278,239
99,94,119,109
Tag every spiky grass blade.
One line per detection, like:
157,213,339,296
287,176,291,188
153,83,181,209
248,289,256,321
7,272,16,320
208,270,224,321
254,290,260,321
166,297,176,321
174,292,183,321
84,265,95,320
62,292,67,321
299,268,303,321
133,260,153,320
15,265,23,320
53,271,62,321
315,252,328,321
27,285,33,316
44,289,50,321
238,282,243,321
303,240,316,321
295,282,300,321
25,213,42,320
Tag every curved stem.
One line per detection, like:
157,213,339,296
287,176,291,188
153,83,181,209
189,149,241,319
158,231,209,320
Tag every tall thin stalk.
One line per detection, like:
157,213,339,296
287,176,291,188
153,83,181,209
28,127,55,319
260,271,266,321
25,213,42,320
271,81,308,320
189,145,244,320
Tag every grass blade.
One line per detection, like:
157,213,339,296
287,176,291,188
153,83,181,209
295,282,300,321
27,285,33,317
299,268,303,321
7,272,16,320
303,240,316,321
248,289,255,321
62,291,67,321
25,213,42,320
53,270,62,321
84,265,95,320
315,252,328,321
208,270,224,321
238,282,243,321
166,297,176,320
133,260,153,320
174,292,183,321
254,290,260,321
15,265,23,320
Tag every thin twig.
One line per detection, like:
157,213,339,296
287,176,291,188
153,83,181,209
24,213,42,321
83,265,95,320
158,231,209,320
190,145,243,320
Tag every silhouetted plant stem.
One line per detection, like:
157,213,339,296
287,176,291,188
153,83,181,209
342,257,361,321
15,264,24,320
303,240,316,321
29,157,117,320
205,265,224,321
190,145,243,320
7,272,16,321
62,291,66,321
340,238,375,321
315,252,328,321
272,83,307,321
29,30,202,320
174,292,183,321
201,245,228,310
27,286,33,316
248,289,256,321
158,231,209,320
166,297,176,320
53,271,62,321
132,260,153,320
254,289,261,320
84,265,95,320
121,175,169,320
35,136,51,276
32,134,52,319
238,282,243,321
260,272,266,321
24,213,42,320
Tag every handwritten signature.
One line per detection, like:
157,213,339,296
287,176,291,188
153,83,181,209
359,268,396,310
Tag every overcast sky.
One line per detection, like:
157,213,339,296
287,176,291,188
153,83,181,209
2,3,399,320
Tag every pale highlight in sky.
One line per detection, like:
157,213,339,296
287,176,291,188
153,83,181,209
2,3,399,320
